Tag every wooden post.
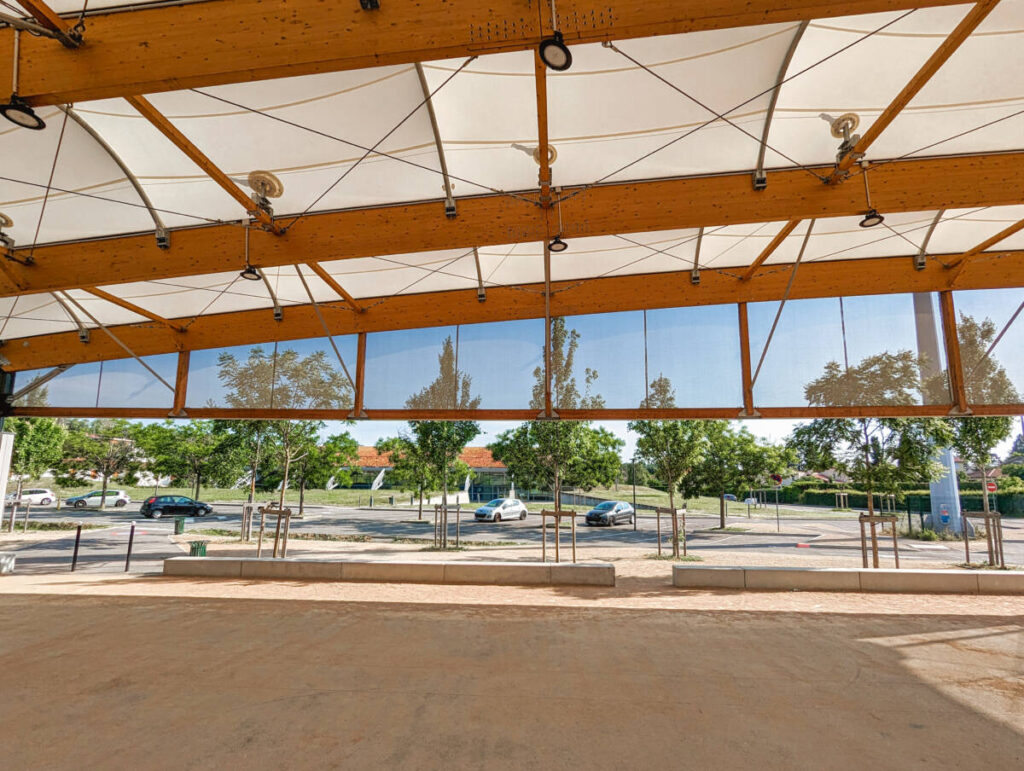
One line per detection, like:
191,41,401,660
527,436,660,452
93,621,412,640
738,302,755,415
859,518,868,568
939,290,969,413
554,514,560,564
681,509,687,557
985,515,995,565
256,506,266,557
890,524,900,569
963,516,971,564
542,513,547,562
656,507,662,556
272,509,283,558
571,513,576,564
281,509,292,557
172,350,190,415
353,332,367,417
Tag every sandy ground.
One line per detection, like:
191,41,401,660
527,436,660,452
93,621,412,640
0,578,1020,770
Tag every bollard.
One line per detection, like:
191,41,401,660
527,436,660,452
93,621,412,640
71,524,83,571
124,522,136,572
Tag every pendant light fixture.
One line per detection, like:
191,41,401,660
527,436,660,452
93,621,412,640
2,32,46,131
539,2,572,71
858,161,884,228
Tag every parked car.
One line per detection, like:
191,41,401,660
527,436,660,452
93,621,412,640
722,494,737,501
743,497,758,505
140,495,213,519
474,498,527,522
585,500,635,526
65,490,131,508
4,488,55,505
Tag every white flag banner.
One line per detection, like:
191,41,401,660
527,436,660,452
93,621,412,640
370,469,386,490
326,475,338,490
463,475,471,494
509,481,515,498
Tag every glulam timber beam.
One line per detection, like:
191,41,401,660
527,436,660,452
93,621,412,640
306,263,363,313
2,0,970,106
125,95,279,232
83,287,184,332
7,151,1024,298
833,0,999,176
13,0,81,48
4,249,1024,371
740,219,800,281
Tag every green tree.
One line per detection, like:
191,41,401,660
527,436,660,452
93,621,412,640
7,417,65,498
292,431,358,516
946,417,1013,520
1008,430,1024,458
376,434,439,520
408,420,479,547
405,335,481,410
135,421,237,499
488,422,622,508
61,419,143,508
215,346,353,410
641,374,677,409
265,420,323,508
628,416,705,557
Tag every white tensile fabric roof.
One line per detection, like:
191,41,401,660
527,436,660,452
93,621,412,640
1,1,1023,341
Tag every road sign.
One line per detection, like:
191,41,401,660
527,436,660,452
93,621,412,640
986,480,997,492
770,473,782,484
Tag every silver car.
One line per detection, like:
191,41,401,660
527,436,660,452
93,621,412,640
5,488,55,505
474,498,527,522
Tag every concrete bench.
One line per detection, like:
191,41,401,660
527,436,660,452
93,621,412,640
672,565,1024,595
164,557,615,586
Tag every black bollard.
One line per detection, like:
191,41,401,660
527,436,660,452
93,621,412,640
125,522,136,572
71,524,82,571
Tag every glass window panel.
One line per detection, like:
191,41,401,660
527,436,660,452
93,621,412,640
954,289,1024,404
365,326,460,409
553,312,646,409
749,293,948,407
451,320,543,409
97,354,177,408
645,304,743,408
11,363,101,408
188,337,356,409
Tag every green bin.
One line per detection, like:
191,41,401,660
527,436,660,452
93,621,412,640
188,540,208,557
174,516,186,535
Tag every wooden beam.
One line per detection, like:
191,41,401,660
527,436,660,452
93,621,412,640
737,302,755,416
740,220,800,281
835,0,1000,175
5,248,1024,371
306,263,363,313
939,289,969,413
11,403,1024,421
124,95,279,232
172,350,189,416
942,215,1024,278
83,287,183,332
13,0,81,47
352,332,367,419
3,0,970,106
7,151,1024,298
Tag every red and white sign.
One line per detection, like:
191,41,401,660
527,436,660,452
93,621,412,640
986,480,997,493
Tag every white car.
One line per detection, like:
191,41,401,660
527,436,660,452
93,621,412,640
475,498,527,522
66,489,132,508
5,488,56,505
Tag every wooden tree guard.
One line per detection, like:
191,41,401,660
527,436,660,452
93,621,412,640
255,503,292,558
433,503,461,548
540,509,577,563
656,506,686,556
858,514,899,569
962,512,1005,568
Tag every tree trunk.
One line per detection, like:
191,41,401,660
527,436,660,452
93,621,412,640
981,468,991,515
554,457,561,512
100,473,109,510
669,488,679,559
417,482,424,520
299,474,306,517
441,464,448,548
719,491,726,529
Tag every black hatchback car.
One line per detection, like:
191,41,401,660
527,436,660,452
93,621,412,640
140,495,212,519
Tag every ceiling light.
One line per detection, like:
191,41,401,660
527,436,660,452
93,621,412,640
539,32,572,72
240,265,262,281
0,94,45,130
859,209,884,228
548,236,568,252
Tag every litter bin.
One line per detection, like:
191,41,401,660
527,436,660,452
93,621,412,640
174,516,186,535
188,540,208,557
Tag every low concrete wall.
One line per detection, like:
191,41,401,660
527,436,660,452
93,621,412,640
164,557,614,586
672,565,1024,594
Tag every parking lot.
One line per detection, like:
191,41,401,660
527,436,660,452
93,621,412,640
8,501,1022,571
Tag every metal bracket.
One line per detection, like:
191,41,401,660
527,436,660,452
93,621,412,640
536,409,560,421
155,226,170,250
359,0,380,9
752,173,767,191
477,287,486,303
251,193,274,218
445,200,457,219
913,253,927,271
273,307,283,322
737,409,762,419
690,268,700,285
346,409,369,419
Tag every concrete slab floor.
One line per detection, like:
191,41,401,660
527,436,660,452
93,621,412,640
0,575,1021,769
